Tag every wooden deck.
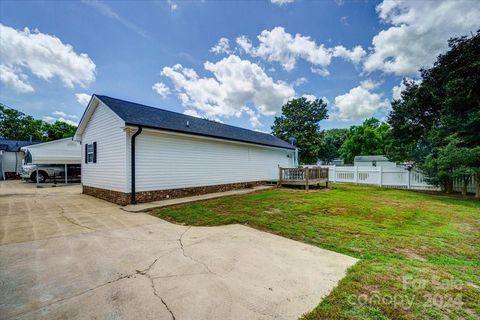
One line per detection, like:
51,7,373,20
278,167,329,190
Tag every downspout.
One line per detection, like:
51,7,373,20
131,126,143,204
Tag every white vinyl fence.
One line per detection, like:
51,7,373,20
323,166,476,194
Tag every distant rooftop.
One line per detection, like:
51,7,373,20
354,155,389,162
0,139,37,152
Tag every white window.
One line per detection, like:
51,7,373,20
86,143,95,163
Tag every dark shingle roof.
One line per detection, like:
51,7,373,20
0,139,36,152
95,95,295,150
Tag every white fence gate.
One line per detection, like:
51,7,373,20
323,166,476,193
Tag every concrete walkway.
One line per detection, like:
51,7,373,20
0,181,357,320
123,185,273,212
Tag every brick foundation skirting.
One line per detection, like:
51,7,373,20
83,185,131,205
83,181,264,205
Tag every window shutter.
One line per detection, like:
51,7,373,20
93,142,97,163
85,144,88,164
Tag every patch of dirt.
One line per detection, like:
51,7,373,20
278,187,331,193
395,248,427,262
263,208,281,215
454,223,474,233
312,207,348,216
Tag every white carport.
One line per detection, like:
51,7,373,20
21,138,81,185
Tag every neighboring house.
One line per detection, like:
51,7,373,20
74,95,296,205
354,155,396,167
0,139,36,180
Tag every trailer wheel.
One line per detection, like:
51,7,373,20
30,171,48,183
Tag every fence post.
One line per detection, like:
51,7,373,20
379,166,383,187
278,166,282,187
407,170,411,189
332,166,336,183
305,167,309,191
354,166,358,184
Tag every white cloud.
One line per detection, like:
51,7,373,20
364,0,480,75
301,94,329,105
302,94,317,102
391,77,421,100
0,65,34,93
270,0,295,5
82,0,149,38
236,35,253,54
235,27,366,73
340,16,348,26
57,118,78,126
360,79,381,90
0,24,96,93
211,37,231,55
292,77,307,87
167,0,177,11
333,84,389,121
160,55,295,124
42,116,55,123
43,112,78,126
333,45,366,64
245,27,332,71
242,107,263,128
392,83,405,101
334,0,344,6
152,82,171,98
310,67,330,77
75,93,92,106
52,111,78,120
183,109,201,117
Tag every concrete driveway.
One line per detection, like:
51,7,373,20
0,181,357,320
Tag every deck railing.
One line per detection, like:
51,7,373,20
279,167,329,182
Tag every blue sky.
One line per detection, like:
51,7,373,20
1,0,478,131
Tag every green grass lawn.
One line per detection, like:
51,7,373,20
151,184,480,320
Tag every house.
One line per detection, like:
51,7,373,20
0,139,36,180
354,155,396,167
74,95,296,205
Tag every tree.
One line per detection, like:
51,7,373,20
387,31,480,197
339,118,392,164
271,97,328,164
44,121,77,141
0,103,77,142
319,128,348,164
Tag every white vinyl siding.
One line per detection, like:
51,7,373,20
133,130,294,192
82,102,127,192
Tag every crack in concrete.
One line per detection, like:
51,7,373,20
11,272,137,318
151,272,210,279
57,206,97,232
135,258,176,320
12,255,178,320
178,227,215,275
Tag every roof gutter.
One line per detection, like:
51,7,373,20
131,126,143,204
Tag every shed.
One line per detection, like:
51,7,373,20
0,139,36,180
354,155,396,167
74,95,296,205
